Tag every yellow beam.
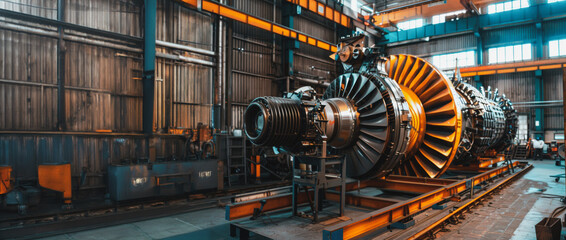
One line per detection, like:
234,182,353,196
460,58,566,76
286,0,350,27
181,0,337,52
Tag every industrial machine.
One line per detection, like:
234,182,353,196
1,163,72,213
108,160,219,201
243,35,518,180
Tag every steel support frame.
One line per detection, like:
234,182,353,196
534,16,545,139
142,0,156,163
56,0,66,130
323,161,525,240
225,162,523,226
225,0,234,130
143,0,156,135
282,1,301,77
221,161,525,239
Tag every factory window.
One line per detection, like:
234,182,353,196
397,19,423,30
488,43,532,64
548,0,564,3
432,51,475,70
487,0,529,14
432,10,467,24
549,39,566,57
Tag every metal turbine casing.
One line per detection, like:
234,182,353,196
243,54,517,179
452,80,517,164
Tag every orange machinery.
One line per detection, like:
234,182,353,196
38,163,72,205
0,166,12,195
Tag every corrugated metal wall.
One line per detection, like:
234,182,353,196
543,69,564,130
230,0,281,129
483,24,536,47
0,0,203,188
387,34,476,57
65,0,142,37
293,14,337,80
0,30,58,130
483,72,537,106
155,1,215,130
0,0,340,188
543,18,566,40
231,36,278,128
65,41,143,132
0,0,58,19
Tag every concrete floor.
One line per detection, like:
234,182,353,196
39,160,566,240
436,160,566,240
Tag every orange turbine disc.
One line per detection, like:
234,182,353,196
386,54,463,178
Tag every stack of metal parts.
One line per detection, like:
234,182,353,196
243,35,517,180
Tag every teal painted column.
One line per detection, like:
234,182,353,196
534,20,544,139
283,3,299,77
535,70,544,139
143,0,156,134
474,28,483,89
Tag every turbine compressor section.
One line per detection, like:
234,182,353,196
243,40,517,179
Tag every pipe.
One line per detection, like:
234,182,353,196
156,40,215,56
513,100,563,105
294,76,330,87
0,22,143,53
294,52,335,66
156,52,216,67
513,104,563,108
217,15,225,130
232,70,275,79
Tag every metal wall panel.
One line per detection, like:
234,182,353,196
231,37,278,129
294,50,336,80
232,74,275,104
482,72,536,113
232,105,246,129
233,0,275,21
172,62,214,129
65,0,142,37
155,1,215,130
0,30,57,84
232,38,276,76
229,0,281,129
543,69,564,129
543,18,566,40
158,0,215,51
0,29,59,130
232,0,277,42
483,24,536,47
294,16,335,43
387,33,476,57
0,0,58,19
65,41,143,132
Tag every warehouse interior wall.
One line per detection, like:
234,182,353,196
0,0,339,188
386,8,566,141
